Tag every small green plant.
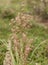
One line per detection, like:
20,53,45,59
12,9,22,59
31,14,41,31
1,8,15,19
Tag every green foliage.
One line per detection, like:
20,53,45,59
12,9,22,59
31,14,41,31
0,42,7,65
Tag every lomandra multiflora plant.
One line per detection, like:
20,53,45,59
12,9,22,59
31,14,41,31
3,13,33,65
3,12,48,65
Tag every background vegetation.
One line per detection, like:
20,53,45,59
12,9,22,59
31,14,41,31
0,0,48,65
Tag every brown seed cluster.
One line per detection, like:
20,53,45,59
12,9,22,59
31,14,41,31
10,13,33,31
